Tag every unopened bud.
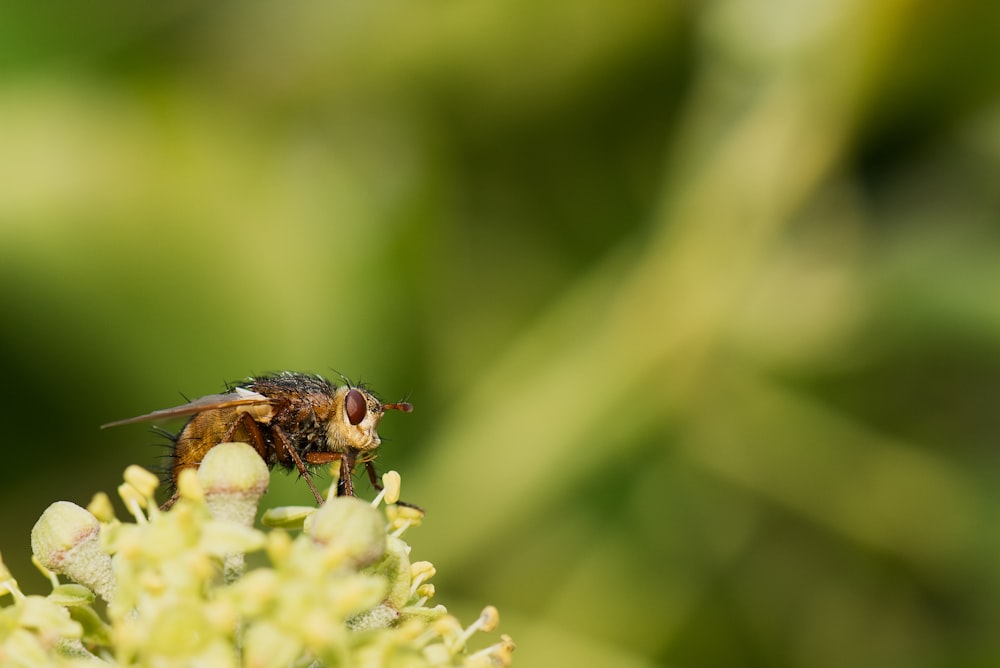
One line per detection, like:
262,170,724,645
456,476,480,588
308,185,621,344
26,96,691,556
306,497,386,568
31,502,114,602
198,442,269,527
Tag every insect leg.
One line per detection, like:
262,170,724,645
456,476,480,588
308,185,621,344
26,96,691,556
364,460,382,490
271,426,326,505
228,412,270,464
160,491,181,511
303,452,339,465
338,452,357,497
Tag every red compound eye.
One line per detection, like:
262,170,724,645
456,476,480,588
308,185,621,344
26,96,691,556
345,389,367,425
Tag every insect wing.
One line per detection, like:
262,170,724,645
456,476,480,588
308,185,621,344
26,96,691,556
101,391,274,429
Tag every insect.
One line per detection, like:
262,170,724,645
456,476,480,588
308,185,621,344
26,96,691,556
102,372,413,509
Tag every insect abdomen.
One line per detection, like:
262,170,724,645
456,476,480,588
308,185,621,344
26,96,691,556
171,408,268,482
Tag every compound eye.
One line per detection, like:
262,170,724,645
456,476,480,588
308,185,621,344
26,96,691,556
345,389,367,425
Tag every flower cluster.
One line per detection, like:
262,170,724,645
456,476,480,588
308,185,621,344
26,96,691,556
0,442,514,667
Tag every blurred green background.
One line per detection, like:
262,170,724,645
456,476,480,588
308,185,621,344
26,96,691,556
3,0,1000,666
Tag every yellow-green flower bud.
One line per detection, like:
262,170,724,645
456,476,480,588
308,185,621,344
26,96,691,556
198,442,270,527
196,442,270,583
30,502,114,602
305,497,386,568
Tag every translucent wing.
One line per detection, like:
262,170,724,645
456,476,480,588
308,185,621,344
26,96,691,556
101,389,274,429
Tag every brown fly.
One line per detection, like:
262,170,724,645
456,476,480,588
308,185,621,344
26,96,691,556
102,372,413,509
